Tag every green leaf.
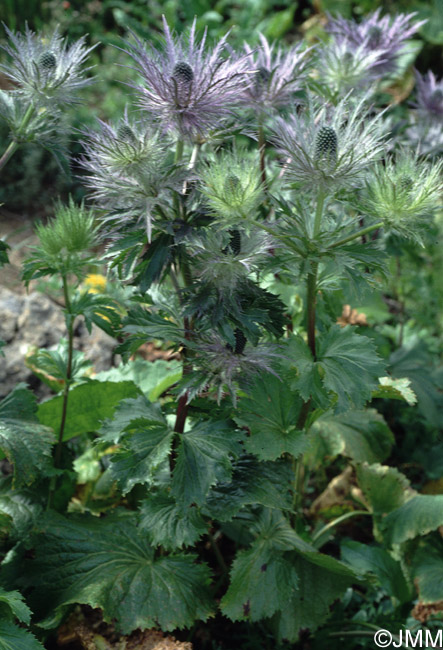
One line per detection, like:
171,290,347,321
28,512,213,633
372,377,417,405
356,463,411,516
98,394,166,444
287,328,386,413
0,621,45,650
341,541,411,603
70,291,121,337
95,358,182,402
139,493,207,550
109,424,174,495
272,553,355,642
383,495,443,546
0,386,55,487
172,421,244,506
221,547,299,622
235,374,307,461
0,587,31,624
412,537,443,603
38,381,141,441
0,488,42,540
309,409,394,464
26,341,92,391
203,457,293,521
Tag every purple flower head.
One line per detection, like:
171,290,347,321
414,70,443,121
123,17,252,139
242,34,311,110
326,9,425,75
0,24,96,107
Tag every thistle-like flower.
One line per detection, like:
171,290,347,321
271,94,386,193
315,40,382,97
182,332,280,405
325,9,425,76
0,25,95,107
185,228,273,293
357,151,443,242
198,151,263,226
414,70,443,121
80,117,178,241
123,17,251,139
242,34,310,110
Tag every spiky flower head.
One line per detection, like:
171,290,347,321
414,70,443,121
271,93,386,193
0,24,95,106
123,17,251,139
80,117,177,241
31,197,98,277
357,151,443,242
182,332,280,405
185,228,273,293
242,34,311,109
199,151,263,226
325,9,425,76
315,39,382,97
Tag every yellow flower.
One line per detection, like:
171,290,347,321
83,273,106,294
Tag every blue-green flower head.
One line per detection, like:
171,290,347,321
0,25,96,107
358,151,443,242
271,93,387,193
199,151,263,225
186,229,273,293
34,197,98,272
80,117,178,241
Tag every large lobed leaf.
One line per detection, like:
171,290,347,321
235,374,308,460
139,493,207,550
0,385,55,487
38,380,141,442
0,621,45,650
382,495,443,546
309,409,394,464
28,512,213,633
172,421,244,506
287,327,386,412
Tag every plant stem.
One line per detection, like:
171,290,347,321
0,103,35,173
173,139,185,216
208,529,228,573
54,276,74,468
313,189,325,237
258,117,267,189
47,275,74,508
329,221,384,249
312,510,371,544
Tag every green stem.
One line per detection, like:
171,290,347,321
258,117,267,189
173,139,185,216
329,221,384,249
312,510,370,544
55,276,74,466
47,277,74,508
0,103,35,173
208,529,228,573
313,189,326,237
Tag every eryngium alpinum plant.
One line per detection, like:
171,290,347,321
0,12,442,650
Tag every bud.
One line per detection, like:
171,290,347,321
234,328,247,355
229,229,241,255
399,175,413,191
367,26,382,49
315,126,338,164
224,174,242,195
117,124,137,143
38,51,57,70
172,61,194,84
255,66,271,89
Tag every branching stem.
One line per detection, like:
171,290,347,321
0,103,35,173
329,221,384,249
